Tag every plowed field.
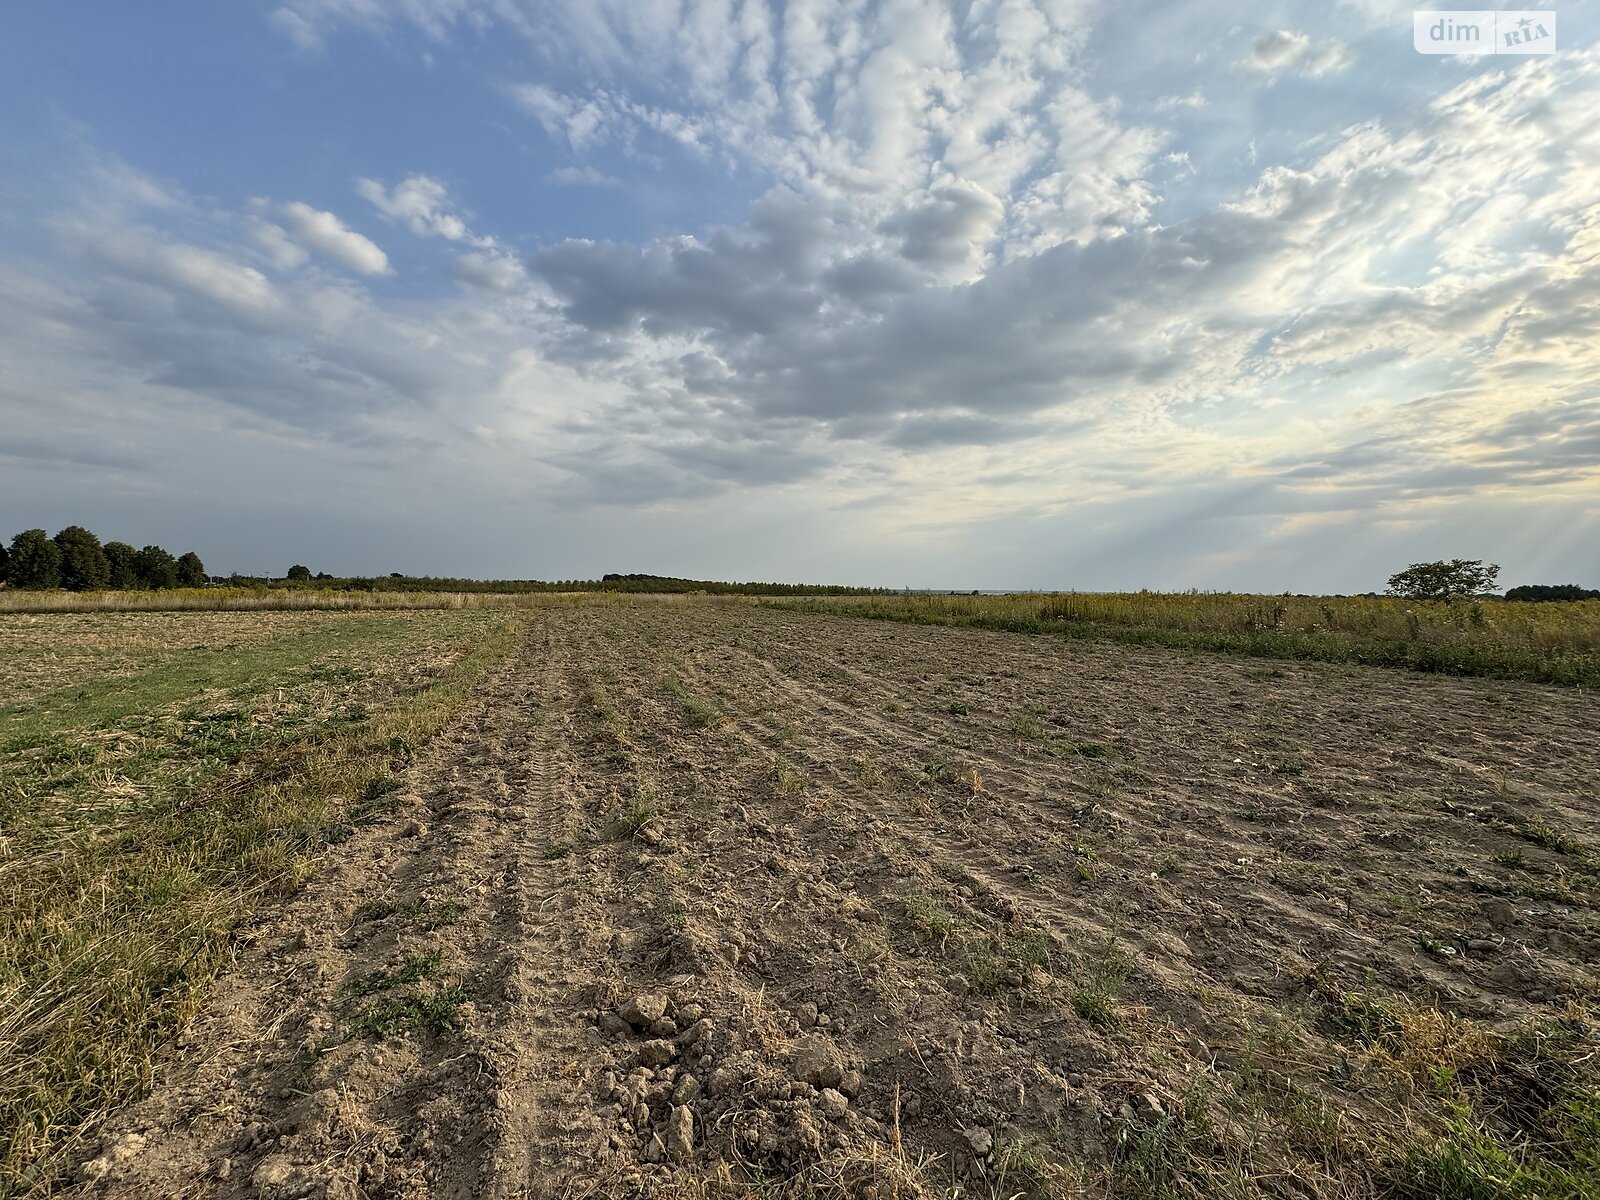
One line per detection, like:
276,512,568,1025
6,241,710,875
72,600,1600,1198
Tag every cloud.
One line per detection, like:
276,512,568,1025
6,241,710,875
276,202,390,275
8,10,1600,590
268,0,478,50
357,175,483,243
452,250,526,292
82,230,286,320
252,218,310,271
881,181,1006,274
1245,30,1352,76
547,165,618,187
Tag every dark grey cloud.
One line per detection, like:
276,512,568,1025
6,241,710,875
880,183,1004,266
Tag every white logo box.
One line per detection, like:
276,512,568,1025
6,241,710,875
1414,10,1557,54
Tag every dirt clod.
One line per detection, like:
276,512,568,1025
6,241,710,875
638,1039,677,1067
666,1105,696,1160
620,993,669,1028
789,1034,844,1090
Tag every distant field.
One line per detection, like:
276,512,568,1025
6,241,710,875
764,592,1600,686
10,587,1600,687
0,588,548,614
0,607,527,1191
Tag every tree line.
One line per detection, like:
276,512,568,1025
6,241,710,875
237,570,891,596
1,527,205,591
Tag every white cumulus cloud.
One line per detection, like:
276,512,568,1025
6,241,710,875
277,201,390,275
357,175,487,244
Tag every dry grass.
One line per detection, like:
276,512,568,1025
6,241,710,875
762,592,1600,686
0,608,526,1193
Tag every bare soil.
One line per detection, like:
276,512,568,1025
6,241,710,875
68,601,1600,1198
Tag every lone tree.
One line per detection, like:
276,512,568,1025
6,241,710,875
1387,559,1500,602
7,530,63,589
104,541,140,589
176,551,206,587
286,564,312,581
53,525,111,591
135,545,179,590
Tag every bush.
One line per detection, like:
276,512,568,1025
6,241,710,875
6,530,62,589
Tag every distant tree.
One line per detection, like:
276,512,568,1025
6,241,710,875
176,551,206,587
0,537,7,585
7,529,63,589
53,525,111,591
1387,559,1500,602
1505,583,1600,602
134,545,179,589
286,564,312,581
103,541,139,589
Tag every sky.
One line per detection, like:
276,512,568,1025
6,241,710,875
1,1,1597,590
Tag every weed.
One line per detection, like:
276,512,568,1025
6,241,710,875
1491,850,1527,869
905,890,959,941
1522,823,1589,856
1013,713,1046,740
347,951,443,997
1073,742,1111,759
965,949,1005,995
351,896,423,924
360,774,401,803
774,758,807,795
545,841,573,859
1072,940,1129,1025
354,986,470,1038
613,792,661,839
419,900,465,930
994,1136,1069,1192
850,756,882,789
351,774,404,824
1416,934,1457,959
1007,930,1052,973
